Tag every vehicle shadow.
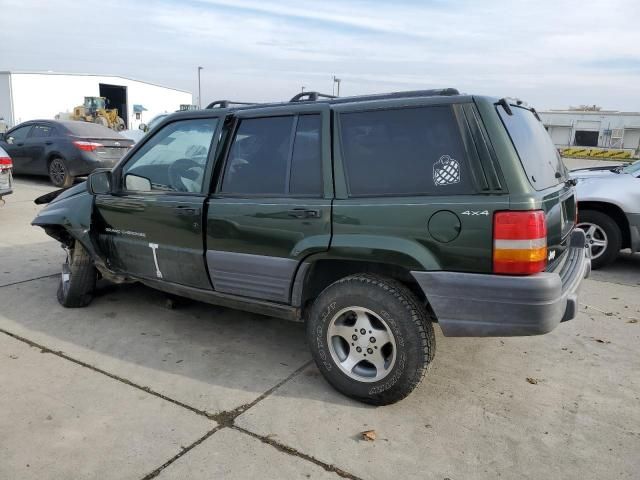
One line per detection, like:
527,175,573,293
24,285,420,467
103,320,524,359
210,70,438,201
590,250,640,286
0,255,372,411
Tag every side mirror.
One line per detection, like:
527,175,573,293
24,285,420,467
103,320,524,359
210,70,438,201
6,136,14,145
138,123,148,132
87,169,112,195
124,173,151,191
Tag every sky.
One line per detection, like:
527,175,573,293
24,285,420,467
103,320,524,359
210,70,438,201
1,0,639,110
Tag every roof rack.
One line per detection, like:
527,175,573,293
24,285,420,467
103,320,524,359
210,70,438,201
205,100,256,109
290,91,336,102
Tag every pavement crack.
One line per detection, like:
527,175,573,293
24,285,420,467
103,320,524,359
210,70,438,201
0,327,216,420
0,273,59,289
232,425,364,480
212,360,312,427
140,425,223,480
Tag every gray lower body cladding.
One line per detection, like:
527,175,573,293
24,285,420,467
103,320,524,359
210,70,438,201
206,250,297,303
412,230,591,337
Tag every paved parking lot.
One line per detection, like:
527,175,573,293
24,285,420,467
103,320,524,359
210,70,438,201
1,175,639,480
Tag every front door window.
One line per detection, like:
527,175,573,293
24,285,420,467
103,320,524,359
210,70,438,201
122,118,218,193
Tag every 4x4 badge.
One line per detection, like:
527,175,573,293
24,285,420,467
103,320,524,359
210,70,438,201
461,210,489,216
433,155,461,186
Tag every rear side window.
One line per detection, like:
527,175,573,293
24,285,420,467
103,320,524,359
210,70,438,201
221,114,323,196
497,105,566,190
339,106,472,196
63,121,121,138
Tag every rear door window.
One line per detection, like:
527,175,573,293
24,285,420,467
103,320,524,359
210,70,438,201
220,114,323,197
497,105,566,190
339,106,473,196
30,125,54,138
290,115,322,196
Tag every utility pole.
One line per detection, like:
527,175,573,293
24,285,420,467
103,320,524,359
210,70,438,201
197,66,203,108
333,76,341,97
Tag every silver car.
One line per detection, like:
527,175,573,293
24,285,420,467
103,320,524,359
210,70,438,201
571,160,640,268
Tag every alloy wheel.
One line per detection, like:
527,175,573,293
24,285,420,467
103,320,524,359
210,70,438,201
326,306,397,383
577,222,608,260
50,158,66,186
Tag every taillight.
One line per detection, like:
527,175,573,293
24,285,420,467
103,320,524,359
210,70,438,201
0,156,12,170
493,210,547,275
73,141,103,152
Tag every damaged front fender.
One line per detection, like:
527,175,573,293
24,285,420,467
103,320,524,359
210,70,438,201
31,183,106,272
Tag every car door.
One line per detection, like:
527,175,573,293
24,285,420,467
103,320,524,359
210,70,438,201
23,124,54,174
2,125,33,173
206,104,332,303
93,115,221,289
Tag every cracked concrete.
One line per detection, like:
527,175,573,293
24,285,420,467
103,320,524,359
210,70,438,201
1,176,639,480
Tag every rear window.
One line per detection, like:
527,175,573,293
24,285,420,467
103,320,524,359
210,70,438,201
498,105,566,190
339,106,472,196
62,121,123,138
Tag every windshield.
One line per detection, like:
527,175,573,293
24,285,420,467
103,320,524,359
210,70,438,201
497,104,567,190
622,159,640,175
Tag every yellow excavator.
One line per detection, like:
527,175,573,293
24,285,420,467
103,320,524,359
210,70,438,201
71,96,126,131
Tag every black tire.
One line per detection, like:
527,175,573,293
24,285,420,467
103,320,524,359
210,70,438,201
48,157,74,188
57,241,97,308
306,274,435,405
577,209,622,269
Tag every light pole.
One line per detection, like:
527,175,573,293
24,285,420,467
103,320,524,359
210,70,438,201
197,66,203,108
301,86,306,93
333,76,341,97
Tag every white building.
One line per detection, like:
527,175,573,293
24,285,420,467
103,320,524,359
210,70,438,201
540,109,640,154
0,71,192,130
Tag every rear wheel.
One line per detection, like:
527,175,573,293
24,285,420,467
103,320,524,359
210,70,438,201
306,274,435,405
49,157,74,188
577,209,621,269
57,241,97,308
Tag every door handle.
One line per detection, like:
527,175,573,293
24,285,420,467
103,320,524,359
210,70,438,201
45,141,53,145
173,205,199,216
288,208,321,219
16,142,24,147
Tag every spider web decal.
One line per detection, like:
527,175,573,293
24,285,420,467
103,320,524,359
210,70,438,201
433,155,461,186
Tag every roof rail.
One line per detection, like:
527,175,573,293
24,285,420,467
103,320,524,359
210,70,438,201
205,100,256,109
290,91,336,102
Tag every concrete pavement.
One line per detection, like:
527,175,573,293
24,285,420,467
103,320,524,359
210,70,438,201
0,176,638,479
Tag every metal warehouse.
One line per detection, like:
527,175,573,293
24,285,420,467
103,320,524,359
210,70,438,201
540,108,640,155
0,71,192,130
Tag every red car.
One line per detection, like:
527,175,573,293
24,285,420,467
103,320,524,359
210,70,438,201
0,145,13,204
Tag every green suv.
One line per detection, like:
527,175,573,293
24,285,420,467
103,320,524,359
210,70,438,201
33,89,590,405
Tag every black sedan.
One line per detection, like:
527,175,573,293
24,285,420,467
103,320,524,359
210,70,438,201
0,120,133,187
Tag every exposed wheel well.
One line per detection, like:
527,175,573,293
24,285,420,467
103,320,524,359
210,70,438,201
578,201,630,249
42,225,74,247
299,259,426,310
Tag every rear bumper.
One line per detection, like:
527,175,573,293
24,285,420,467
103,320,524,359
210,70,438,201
412,230,591,337
67,154,119,177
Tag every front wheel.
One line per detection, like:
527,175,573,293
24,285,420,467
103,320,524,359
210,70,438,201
306,274,435,405
577,209,622,269
57,241,97,308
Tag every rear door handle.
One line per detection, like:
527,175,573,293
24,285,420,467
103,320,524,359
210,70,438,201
288,208,321,219
174,205,199,216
